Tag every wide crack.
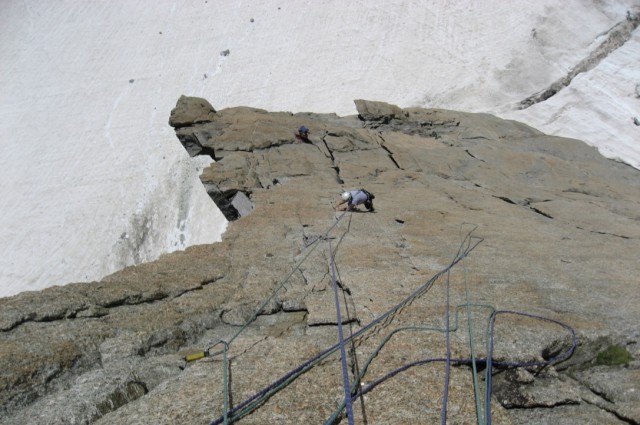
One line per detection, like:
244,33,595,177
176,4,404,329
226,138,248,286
321,134,345,184
376,134,403,169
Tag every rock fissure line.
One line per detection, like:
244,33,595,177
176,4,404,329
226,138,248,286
320,134,345,183
530,207,554,219
583,380,617,405
493,196,558,219
563,188,600,197
465,149,481,160
590,230,631,240
376,133,403,170
495,195,517,205
380,143,402,170
519,13,640,109
580,395,639,425
307,318,359,328
321,135,335,163
2,98,639,424
2,283,211,331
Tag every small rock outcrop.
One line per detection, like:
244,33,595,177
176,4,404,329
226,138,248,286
1,99,639,424
168,95,217,128
354,99,406,122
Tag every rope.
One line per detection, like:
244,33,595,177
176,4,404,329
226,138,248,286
332,238,369,423
326,301,577,424
206,224,578,425
208,340,230,425
452,223,486,425
217,211,348,350
353,309,576,407
211,228,482,425
329,239,355,425
323,230,483,424
324,303,495,425
460,223,485,425
195,212,349,425
441,269,452,425
484,310,577,425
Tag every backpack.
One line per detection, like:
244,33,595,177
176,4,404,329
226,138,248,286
361,189,374,201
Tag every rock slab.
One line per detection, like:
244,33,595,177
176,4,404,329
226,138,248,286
1,98,639,424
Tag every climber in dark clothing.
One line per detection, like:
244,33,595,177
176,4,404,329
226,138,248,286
336,189,375,212
295,125,311,143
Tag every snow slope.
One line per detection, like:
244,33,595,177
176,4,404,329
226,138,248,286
1,0,638,298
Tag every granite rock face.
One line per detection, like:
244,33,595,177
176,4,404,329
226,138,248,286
1,98,639,424
168,95,217,128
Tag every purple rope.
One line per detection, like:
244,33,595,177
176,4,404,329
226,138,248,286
207,224,575,425
347,311,576,422
484,310,577,425
209,231,482,424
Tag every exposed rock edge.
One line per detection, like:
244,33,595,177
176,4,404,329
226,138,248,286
1,99,638,425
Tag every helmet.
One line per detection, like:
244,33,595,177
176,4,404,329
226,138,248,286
298,126,309,134
341,191,350,201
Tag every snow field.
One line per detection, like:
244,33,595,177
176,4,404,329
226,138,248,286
0,0,637,297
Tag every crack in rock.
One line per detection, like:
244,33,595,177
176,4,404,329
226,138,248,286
519,14,640,109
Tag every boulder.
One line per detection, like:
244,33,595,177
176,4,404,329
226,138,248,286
168,95,217,128
354,98,406,123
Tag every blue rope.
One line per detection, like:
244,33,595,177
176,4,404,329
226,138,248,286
324,304,496,424
222,211,348,348
329,239,355,425
201,212,350,424
208,340,230,425
463,270,485,425
326,304,576,424
207,224,579,425
484,310,577,425
355,311,576,403
210,230,483,425
441,270,452,425
456,223,485,425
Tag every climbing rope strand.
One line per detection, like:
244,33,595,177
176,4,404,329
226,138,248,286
207,340,230,425
353,231,483,349
303,211,349,247
328,300,578,424
333,247,368,423
209,224,578,425
484,310,577,425
211,228,483,425
463,262,485,425
441,269,452,425
352,311,576,413
329,239,355,425
325,304,496,425
221,212,348,348
458,222,485,425
202,213,350,424
325,325,450,424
